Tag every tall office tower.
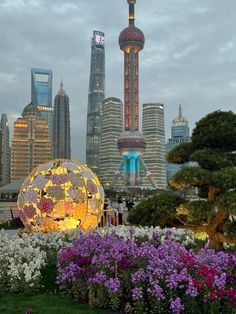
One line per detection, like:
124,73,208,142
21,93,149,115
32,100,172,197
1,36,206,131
99,97,123,188
113,0,157,188
165,105,191,182
11,102,51,181
53,82,71,159
0,114,11,186
31,68,54,156
86,31,105,175
142,103,166,189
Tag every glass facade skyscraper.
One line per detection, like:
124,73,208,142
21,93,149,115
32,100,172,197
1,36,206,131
31,68,53,157
11,103,51,181
0,114,11,186
166,105,191,182
53,82,71,159
86,31,105,176
99,98,123,189
142,103,166,189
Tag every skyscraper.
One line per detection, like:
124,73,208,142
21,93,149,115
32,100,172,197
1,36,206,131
11,102,51,181
0,114,11,186
113,0,157,189
86,31,105,175
31,68,54,156
99,97,123,188
166,105,191,182
142,103,166,189
53,82,71,159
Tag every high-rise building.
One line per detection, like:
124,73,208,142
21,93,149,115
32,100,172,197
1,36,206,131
86,31,105,175
53,82,71,159
166,105,191,182
0,114,11,186
11,102,51,181
31,68,54,156
142,103,166,189
99,97,123,188
113,0,157,189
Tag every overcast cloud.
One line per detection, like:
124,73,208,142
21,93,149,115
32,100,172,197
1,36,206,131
0,0,235,162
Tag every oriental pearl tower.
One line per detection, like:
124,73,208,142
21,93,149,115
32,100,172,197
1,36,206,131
112,0,157,188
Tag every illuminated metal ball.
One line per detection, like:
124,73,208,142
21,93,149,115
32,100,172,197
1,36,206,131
117,131,147,154
119,26,145,51
17,159,104,232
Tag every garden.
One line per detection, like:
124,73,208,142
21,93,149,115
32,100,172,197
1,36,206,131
0,226,235,313
0,110,236,313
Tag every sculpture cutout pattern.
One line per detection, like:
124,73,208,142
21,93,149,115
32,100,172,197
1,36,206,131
17,159,104,232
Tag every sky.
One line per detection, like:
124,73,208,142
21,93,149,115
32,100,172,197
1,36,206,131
0,0,235,163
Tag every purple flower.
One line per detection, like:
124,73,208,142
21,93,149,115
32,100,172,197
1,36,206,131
186,282,198,297
87,180,98,194
24,189,38,203
226,274,236,285
32,175,48,189
50,173,69,184
132,287,143,300
214,272,226,289
148,283,165,301
89,271,107,284
131,269,147,283
25,309,32,314
57,262,84,283
170,297,184,314
23,204,36,218
104,278,120,294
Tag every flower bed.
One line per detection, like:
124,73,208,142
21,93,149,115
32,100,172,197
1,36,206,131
0,226,235,313
0,229,81,293
0,226,207,294
57,233,236,314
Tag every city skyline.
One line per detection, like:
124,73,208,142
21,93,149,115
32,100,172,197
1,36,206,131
0,0,235,163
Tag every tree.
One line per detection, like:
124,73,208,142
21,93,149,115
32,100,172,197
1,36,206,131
128,193,184,228
166,110,236,249
128,111,236,249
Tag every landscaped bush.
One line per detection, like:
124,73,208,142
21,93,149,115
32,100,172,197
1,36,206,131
57,233,236,314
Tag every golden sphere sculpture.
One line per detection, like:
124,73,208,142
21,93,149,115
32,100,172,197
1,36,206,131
17,159,104,232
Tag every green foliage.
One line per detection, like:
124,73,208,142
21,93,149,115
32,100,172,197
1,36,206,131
212,168,236,192
215,191,236,215
190,149,235,171
166,142,194,164
166,110,236,248
169,167,212,189
192,110,236,152
41,261,58,292
182,201,215,224
224,219,236,238
128,193,184,227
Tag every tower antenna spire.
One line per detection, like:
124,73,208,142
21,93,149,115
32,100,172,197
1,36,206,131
179,104,182,117
128,0,136,26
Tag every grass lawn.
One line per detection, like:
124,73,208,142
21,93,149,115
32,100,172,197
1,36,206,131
0,293,111,314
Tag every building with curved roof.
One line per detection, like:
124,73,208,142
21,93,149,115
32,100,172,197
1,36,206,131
11,102,51,181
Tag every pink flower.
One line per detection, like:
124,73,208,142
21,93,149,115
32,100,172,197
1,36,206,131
23,205,36,218
87,180,98,194
37,197,54,214
19,210,27,224
210,290,217,301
